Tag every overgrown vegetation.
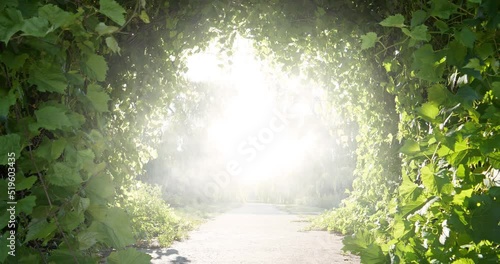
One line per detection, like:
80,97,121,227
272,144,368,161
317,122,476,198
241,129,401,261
1,0,498,263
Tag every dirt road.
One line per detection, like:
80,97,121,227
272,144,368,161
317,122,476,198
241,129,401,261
144,203,360,264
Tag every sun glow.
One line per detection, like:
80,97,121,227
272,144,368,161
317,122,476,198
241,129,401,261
184,36,323,186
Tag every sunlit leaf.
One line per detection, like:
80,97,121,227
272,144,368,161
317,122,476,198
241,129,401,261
95,22,119,36
417,102,439,121
360,32,377,50
379,14,405,27
47,162,83,186
139,10,150,23
105,36,121,54
400,140,420,155
87,84,110,112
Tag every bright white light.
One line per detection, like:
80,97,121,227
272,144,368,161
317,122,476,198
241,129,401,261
184,36,323,186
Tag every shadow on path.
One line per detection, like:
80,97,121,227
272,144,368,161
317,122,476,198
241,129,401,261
142,248,191,263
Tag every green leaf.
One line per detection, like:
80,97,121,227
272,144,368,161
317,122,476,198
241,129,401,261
402,25,429,41
108,248,152,264
488,153,500,169
360,32,377,50
430,0,457,19
85,54,108,82
492,82,500,98
16,176,37,191
39,4,76,29
59,211,84,232
25,218,57,243
95,22,119,36
29,63,67,93
411,10,427,27
0,8,23,44
51,138,67,160
34,106,71,130
428,84,451,105
21,17,49,37
87,84,110,112
452,258,475,264
463,58,481,71
400,140,420,155
457,28,476,48
434,20,449,33
380,14,405,27
139,10,150,23
99,0,126,26
105,36,121,54
77,231,99,250
447,40,467,67
47,162,83,186
0,134,21,165
421,164,437,193
17,195,36,214
88,207,135,248
0,87,17,116
85,174,114,204
417,102,440,121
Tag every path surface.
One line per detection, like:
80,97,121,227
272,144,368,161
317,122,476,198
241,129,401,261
144,203,360,264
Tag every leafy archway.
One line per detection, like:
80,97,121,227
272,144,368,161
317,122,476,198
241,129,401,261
0,0,499,263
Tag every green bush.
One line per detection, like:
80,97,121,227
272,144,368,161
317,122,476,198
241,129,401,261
119,181,196,247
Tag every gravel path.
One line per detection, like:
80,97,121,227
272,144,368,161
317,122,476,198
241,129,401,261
144,203,360,264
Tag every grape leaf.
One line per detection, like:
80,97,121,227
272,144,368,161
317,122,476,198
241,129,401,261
95,22,119,36
0,134,21,165
411,10,427,27
400,140,420,155
0,8,24,44
457,28,476,48
87,84,110,112
38,4,76,29
402,25,429,41
85,54,108,82
417,102,440,121
77,231,99,250
59,211,84,232
380,14,405,27
99,0,126,26
25,218,57,243
85,174,114,204
29,63,67,93
21,17,49,37
34,106,71,130
360,32,377,50
0,87,16,116
139,10,150,23
47,162,83,186
430,0,457,19
88,208,135,248
16,176,37,191
17,195,36,214
105,36,121,54
108,248,152,264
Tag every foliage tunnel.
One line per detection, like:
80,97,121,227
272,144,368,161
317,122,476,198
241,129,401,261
0,0,499,263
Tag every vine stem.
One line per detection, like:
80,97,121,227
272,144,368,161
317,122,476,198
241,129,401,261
375,37,409,57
